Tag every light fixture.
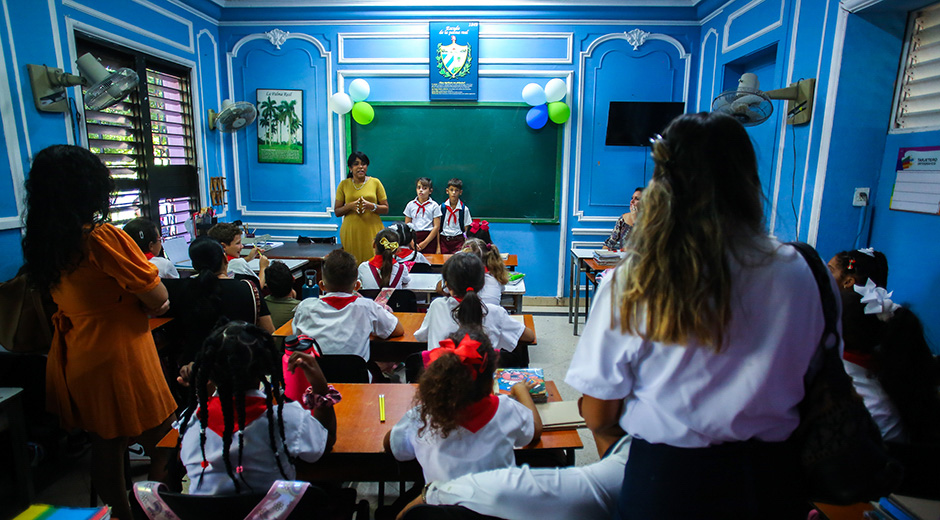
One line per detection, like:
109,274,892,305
711,73,816,126
27,52,138,113
208,99,258,132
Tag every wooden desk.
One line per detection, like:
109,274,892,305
404,273,526,313
157,381,582,483
568,249,617,335
263,242,342,261
425,253,518,270
274,313,536,362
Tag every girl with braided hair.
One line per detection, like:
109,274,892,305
177,321,336,494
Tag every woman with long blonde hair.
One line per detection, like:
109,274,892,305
566,112,825,518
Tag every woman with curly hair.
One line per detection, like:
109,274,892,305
384,327,541,482
22,145,176,520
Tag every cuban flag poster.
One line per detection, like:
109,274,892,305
430,22,478,100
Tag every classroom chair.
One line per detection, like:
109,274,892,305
357,289,418,312
404,352,424,383
131,480,369,520
316,354,371,384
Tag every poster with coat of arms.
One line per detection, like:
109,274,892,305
430,22,478,100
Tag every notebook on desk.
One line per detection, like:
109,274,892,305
162,236,189,264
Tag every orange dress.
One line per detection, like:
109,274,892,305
45,224,176,439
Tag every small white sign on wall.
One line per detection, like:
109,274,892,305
890,146,940,214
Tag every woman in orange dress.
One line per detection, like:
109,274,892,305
22,145,176,520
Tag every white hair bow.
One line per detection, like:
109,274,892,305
857,247,875,257
854,279,900,322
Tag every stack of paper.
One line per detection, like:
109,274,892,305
593,250,626,265
535,401,586,431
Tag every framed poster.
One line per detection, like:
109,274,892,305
256,89,304,164
429,22,478,101
890,146,940,214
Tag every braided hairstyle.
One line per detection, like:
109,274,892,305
373,228,401,287
442,253,487,327
416,327,496,438
462,238,509,285
177,321,294,494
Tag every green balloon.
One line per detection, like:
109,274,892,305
548,101,570,124
352,101,374,125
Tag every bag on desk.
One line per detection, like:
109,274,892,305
789,242,903,505
0,272,57,353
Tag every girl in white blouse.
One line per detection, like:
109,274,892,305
384,328,541,482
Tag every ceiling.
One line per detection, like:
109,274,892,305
206,0,703,7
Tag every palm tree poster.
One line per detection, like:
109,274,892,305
256,89,304,164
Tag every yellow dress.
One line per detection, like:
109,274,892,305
45,224,176,439
337,177,387,264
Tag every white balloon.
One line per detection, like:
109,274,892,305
544,78,567,103
522,83,547,106
348,79,371,102
329,92,353,114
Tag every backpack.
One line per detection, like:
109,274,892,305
0,272,57,353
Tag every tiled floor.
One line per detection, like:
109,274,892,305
19,304,595,518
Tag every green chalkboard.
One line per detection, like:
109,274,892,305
347,103,561,223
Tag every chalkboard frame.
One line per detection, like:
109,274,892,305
344,102,562,224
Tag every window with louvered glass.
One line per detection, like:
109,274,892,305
76,36,199,241
895,3,940,130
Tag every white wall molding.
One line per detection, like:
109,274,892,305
722,0,785,54
3,0,30,161
337,31,573,64
242,222,338,231
0,0,25,228
571,31,690,223
572,227,614,235
695,28,718,111
63,0,194,54
197,29,220,217
228,31,335,218
769,0,801,237
48,0,73,144
164,0,219,26
700,0,737,26
808,6,849,247
219,18,700,27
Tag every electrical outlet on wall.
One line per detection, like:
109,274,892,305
853,187,870,207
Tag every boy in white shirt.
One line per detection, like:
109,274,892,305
403,177,442,254
293,249,403,361
208,221,266,289
439,178,471,254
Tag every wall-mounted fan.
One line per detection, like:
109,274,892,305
208,99,258,132
711,73,816,126
27,52,139,113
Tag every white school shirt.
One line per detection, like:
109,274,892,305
404,198,442,232
427,436,631,520
150,256,179,279
441,200,471,237
227,257,259,280
480,273,504,306
357,260,412,290
566,239,828,448
292,291,399,360
179,390,328,495
843,359,906,443
415,296,524,352
388,394,534,482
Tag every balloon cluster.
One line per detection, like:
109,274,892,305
329,79,374,125
522,78,570,129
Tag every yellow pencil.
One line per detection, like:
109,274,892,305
379,394,386,422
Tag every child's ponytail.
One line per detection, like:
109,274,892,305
483,242,510,285
442,253,487,328
374,228,401,287
417,327,496,438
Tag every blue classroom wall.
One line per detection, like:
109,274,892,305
2,0,939,350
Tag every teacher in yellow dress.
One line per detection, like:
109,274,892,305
336,151,389,263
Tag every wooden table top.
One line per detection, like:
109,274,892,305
158,381,582,454
425,253,518,268
274,312,536,345
583,258,618,271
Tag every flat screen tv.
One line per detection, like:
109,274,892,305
605,101,685,146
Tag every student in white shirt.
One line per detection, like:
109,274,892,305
358,228,412,290
460,238,506,306
384,328,541,482
177,321,336,495
566,113,822,518
439,178,471,254
294,249,403,361
398,434,632,520
403,177,442,254
208,222,266,289
123,217,179,278
389,222,430,270
415,253,534,363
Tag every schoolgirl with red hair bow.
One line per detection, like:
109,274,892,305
384,327,542,482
